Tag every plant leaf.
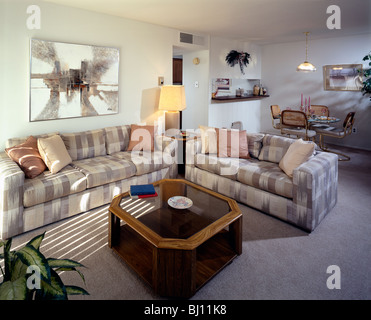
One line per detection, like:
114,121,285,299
56,267,87,286
10,258,28,281
0,277,27,300
35,269,67,300
3,238,13,281
15,245,51,283
65,285,89,296
26,232,45,250
47,258,84,269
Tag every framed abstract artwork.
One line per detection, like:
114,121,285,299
323,64,363,91
30,39,119,121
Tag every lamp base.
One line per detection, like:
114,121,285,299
164,111,180,131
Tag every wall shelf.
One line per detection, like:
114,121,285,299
211,95,270,103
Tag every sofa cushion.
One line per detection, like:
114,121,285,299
199,125,217,154
111,151,173,176
215,128,250,159
258,134,294,163
72,155,136,188
104,125,131,154
127,124,155,152
61,129,106,161
194,153,251,180
38,135,72,174
246,133,264,158
5,136,47,179
5,132,59,149
237,161,293,199
23,165,87,207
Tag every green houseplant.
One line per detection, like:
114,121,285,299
0,232,89,300
361,52,371,100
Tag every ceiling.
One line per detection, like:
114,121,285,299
43,0,371,44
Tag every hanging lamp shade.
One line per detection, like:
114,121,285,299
297,32,316,72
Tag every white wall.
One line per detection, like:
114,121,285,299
182,49,209,130
261,33,371,150
0,0,177,150
208,37,263,132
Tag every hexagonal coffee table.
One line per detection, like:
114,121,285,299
108,179,242,298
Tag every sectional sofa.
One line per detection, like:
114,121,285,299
185,131,338,232
0,125,177,239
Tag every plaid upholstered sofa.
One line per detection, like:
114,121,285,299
185,133,338,232
0,125,177,239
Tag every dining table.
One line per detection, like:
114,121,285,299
307,116,340,124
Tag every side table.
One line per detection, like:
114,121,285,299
164,131,198,174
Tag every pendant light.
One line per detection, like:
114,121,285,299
297,32,316,72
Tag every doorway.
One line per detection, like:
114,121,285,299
172,46,209,131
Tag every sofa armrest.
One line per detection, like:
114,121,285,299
292,152,338,231
0,152,25,239
163,137,178,157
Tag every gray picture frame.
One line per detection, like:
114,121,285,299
30,39,119,122
323,64,363,91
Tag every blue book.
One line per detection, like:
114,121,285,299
130,184,156,196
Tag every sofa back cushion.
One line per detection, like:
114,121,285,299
104,125,131,154
61,129,106,161
5,132,59,148
246,133,264,158
258,134,294,163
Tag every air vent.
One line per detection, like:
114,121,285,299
180,32,193,44
179,32,205,46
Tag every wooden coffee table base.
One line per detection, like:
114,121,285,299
109,213,242,298
108,179,242,298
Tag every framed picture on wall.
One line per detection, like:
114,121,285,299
30,39,119,121
323,64,363,91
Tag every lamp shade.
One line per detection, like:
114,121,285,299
158,85,186,111
297,61,317,72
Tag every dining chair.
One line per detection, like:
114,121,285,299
308,105,331,129
231,121,243,130
310,105,329,117
280,110,316,141
270,105,281,129
316,112,355,161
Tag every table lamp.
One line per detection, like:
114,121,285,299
158,85,186,131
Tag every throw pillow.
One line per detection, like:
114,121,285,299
279,139,315,177
38,135,72,174
5,136,46,179
199,125,217,154
215,128,250,159
127,124,155,152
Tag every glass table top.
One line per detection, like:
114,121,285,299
118,180,232,240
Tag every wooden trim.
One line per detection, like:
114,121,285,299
109,179,242,250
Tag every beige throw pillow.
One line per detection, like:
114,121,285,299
38,135,72,174
199,125,217,154
279,139,315,177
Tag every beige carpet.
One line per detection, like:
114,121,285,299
4,144,371,300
